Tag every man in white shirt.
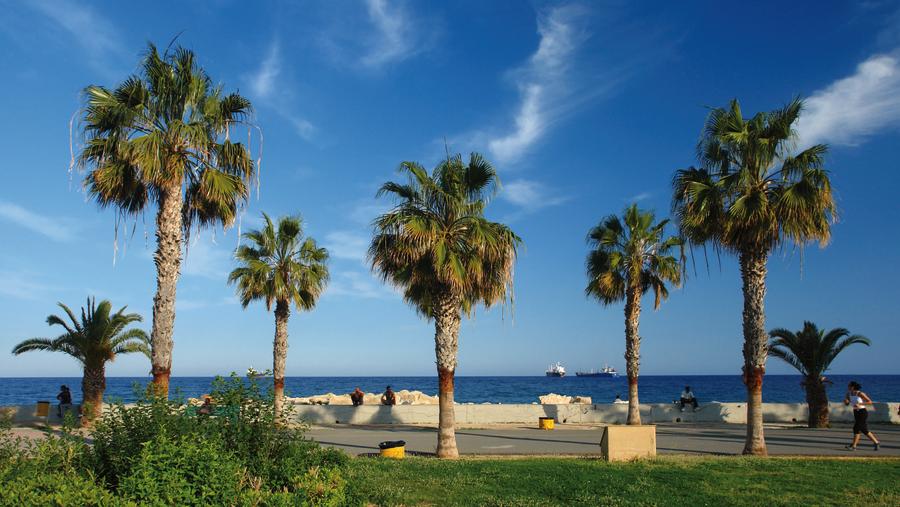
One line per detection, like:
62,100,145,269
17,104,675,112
679,386,699,412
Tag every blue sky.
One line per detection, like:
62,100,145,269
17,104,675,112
1,0,898,377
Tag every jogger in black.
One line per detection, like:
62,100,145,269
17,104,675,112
844,381,880,451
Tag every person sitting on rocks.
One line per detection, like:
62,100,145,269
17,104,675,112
198,396,214,416
613,394,628,404
679,386,699,412
381,386,396,406
56,385,72,418
350,387,365,407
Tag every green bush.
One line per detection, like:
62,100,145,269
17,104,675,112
117,433,243,506
0,467,126,507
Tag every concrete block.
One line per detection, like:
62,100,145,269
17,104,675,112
601,425,657,461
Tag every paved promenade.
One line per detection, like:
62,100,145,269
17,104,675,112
306,423,900,457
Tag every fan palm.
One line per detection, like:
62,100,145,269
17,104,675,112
12,298,149,423
228,213,329,418
76,43,257,397
369,153,521,458
585,204,683,425
769,322,869,428
672,98,837,454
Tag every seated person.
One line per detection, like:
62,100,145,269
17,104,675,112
350,387,365,407
381,385,396,406
198,396,214,415
56,385,73,418
613,394,628,404
679,386,699,411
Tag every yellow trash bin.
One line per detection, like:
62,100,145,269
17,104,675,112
379,440,406,459
539,417,555,430
36,401,51,417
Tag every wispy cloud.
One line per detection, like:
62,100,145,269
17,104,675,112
360,0,424,69
501,179,569,212
28,0,128,76
0,200,76,242
182,235,234,280
326,271,394,299
0,270,59,300
625,192,652,203
796,52,900,148
488,5,590,164
247,40,316,141
323,231,369,264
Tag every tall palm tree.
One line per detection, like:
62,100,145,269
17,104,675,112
369,153,521,458
769,322,869,428
672,98,837,455
228,213,329,418
12,298,149,423
585,204,683,425
76,43,257,397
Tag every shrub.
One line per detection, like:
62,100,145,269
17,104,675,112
117,433,243,506
0,468,125,507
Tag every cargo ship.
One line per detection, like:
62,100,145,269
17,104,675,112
545,362,566,377
575,365,618,377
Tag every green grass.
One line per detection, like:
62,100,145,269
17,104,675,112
345,456,900,506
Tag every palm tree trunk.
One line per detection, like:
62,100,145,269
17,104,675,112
624,284,642,425
81,364,106,424
273,299,290,421
150,184,183,398
433,290,461,459
805,377,829,428
739,250,768,455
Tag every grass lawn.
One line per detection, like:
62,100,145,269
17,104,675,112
345,456,900,506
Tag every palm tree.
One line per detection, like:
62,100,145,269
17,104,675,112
76,43,258,397
369,153,521,458
585,204,683,425
769,322,869,428
228,213,329,418
672,98,837,455
12,298,149,423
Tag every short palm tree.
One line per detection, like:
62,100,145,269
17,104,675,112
76,43,257,397
228,213,329,418
12,298,149,423
585,204,683,425
369,153,521,458
672,98,836,455
769,322,869,428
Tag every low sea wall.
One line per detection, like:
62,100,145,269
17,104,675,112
4,402,899,426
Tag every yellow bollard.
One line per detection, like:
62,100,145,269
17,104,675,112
36,401,50,417
539,417,555,430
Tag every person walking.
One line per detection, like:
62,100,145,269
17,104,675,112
844,381,880,451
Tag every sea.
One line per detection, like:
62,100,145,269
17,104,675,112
1,375,898,406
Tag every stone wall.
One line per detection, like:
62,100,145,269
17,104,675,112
3,402,899,426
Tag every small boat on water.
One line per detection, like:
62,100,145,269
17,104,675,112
545,362,566,377
575,365,618,377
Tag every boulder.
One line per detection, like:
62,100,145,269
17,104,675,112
539,393,573,404
573,396,593,404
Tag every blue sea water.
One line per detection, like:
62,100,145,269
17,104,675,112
1,375,898,406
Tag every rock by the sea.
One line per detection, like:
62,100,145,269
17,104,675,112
287,389,439,405
538,393,592,404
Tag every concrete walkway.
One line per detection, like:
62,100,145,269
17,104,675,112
306,423,900,457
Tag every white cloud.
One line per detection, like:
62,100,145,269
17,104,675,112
360,0,422,69
488,5,589,164
250,42,281,100
626,192,652,203
501,179,569,212
182,235,234,280
0,200,75,242
325,271,394,299
323,231,369,263
797,53,900,148
29,0,127,75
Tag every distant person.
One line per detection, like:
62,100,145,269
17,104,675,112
381,386,396,406
844,381,880,451
613,394,627,404
679,386,699,412
350,387,365,407
198,397,213,416
56,385,72,417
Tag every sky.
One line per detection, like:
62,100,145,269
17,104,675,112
0,0,899,378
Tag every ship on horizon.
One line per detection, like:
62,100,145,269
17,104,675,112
545,362,566,377
575,365,618,377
